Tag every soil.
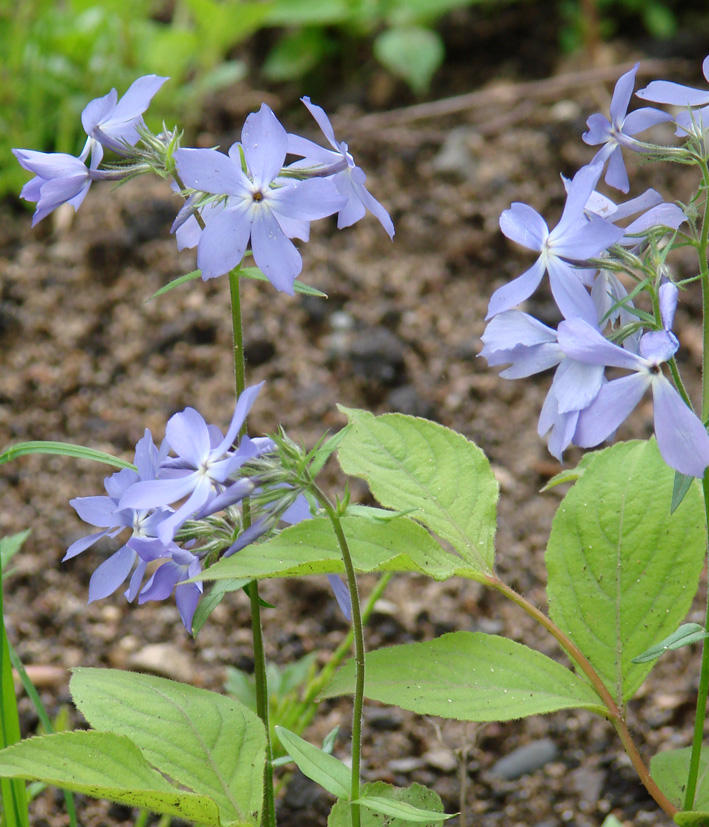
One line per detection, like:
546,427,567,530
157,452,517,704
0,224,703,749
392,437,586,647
3,4,709,826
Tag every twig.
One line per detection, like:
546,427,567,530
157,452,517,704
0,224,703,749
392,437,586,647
339,58,689,133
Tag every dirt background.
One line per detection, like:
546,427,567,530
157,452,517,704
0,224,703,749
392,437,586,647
3,3,709,825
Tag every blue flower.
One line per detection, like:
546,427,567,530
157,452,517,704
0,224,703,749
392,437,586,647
489,163,624,322
173,104,345,292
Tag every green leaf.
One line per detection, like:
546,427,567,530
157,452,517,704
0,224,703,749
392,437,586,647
546,440,706,705
540,451,597,491
0,731,221,825
601,817,624,827
373,26,444,94
0,531,30,574
329,782,448,827
192,577,251,636
193,514,476,585
0,441,134,470
264,0,350,25
672,471,695,514
337,409,498,575
321,632,605,720
1,560,29,827
274,727,350,799
675,812,709,826
631,623,709,664
145,270,202,301
70,668,266,825
239,266,327,297
356,795,453,822
145,267,327,301
263,28,332,81
652,747,709,811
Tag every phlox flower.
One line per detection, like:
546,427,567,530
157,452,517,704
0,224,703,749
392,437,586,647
287,97,395,239
119,383,271,543
13,149,102,226
13,75,167,226
130,539,203,632
488,162,624,323
583,63,671,193
583,187,686,249
558,283,709,477
173,103,345,293
637,56,709,108
481,308,605,460
636,56,709,138
80,74,169,162
65,430,171,603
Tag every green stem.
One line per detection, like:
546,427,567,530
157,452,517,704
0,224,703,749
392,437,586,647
227,267,275,827
684,160,709,811
314,490,365,827
486,575,677,817
685,473,709,811
7,643,76,826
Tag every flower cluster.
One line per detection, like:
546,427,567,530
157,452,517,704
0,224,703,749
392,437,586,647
482,60,709,477
14,80,393,294
66,384,274,631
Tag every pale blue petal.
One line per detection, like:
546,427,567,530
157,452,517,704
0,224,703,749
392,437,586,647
583,113,612,145
250,209,302,294
327,575,352,621
88,546,137,602
174,147,245,195
652,376,709,477
551,358,604,414
241,104,288,186
609,64,638,123
546,258,598,324
574,373,650,446
486,257,546,319
120,474,199,510
636,80,709,107
659,282,678,331
557,318,643,369
215,382,265,455
197,205,252,279
499,202,547,251
166,407,211,466
622,107,673,134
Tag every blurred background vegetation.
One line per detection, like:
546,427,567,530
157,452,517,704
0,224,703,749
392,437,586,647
1,0,708,200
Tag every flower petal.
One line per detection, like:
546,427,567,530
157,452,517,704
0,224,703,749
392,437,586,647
486,257,546,319
573,373,650,447
652,376,709,477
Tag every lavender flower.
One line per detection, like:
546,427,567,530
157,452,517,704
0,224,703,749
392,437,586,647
583,64,671,193
13,75,166,225
481,309,605,460
636,56,709,108
558,284,709,477
13,150,97,226
173,104,345,292
80,74,168,161
119,383,270,543
287,97,395,239
65,430,170,603
131,539,203,632
488,163,624,322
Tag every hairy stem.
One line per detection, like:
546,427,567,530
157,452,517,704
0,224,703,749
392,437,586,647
228,267,275,827
486,575,677,817
684,160,709,812
314,489,365,827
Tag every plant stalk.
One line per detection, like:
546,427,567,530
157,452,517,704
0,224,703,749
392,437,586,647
486,575,677,817
314,489,365,827
228,267,275,827
684,161,709,811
